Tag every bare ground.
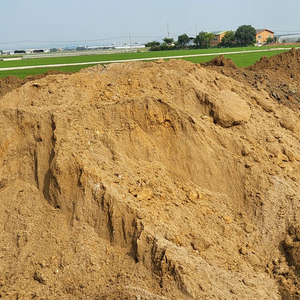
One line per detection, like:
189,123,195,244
1,50,300,299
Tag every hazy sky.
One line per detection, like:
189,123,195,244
1,0,299,49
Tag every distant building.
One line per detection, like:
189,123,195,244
14,50,26,54
278,34,300,43
77,46,87,51
64,46,77,51
211,31,226,45
33,49,44,53
256,29,274,45
211,28,274,46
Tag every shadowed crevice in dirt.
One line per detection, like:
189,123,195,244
42,116,57,204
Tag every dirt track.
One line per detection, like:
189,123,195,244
1,49,300,299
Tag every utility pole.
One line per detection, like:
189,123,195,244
167,23,170,38
128,33,132,48
196,24,198,36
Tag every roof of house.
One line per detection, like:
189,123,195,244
256,29,274,34
212,31,227,36
210,28,274,37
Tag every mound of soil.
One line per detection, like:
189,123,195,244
0,70,68,99
202,55,237,69
205,48,300,111
1,51,300,299
248,47,300,72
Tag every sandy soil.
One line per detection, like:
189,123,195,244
1,49,300,299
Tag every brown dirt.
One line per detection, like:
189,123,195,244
205,48,300,111
1,50,300,299
0,70,68,99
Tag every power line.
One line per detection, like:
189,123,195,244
2,29,300,46
130,35,165,39
0,36,129,45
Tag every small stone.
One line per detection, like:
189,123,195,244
288,84,297,94
23,272,31,280
271,90,280,100
136,188,153,201
187,190,198,202
279,256,286,263
266,136,276,143
280,118,299,133
191,236,211,252
273,264,289,275
239,247,247,255
136,211,144,219
40,260,47,268
279,276,287,285
285,235,293,247
182,186,190,192
34,270,46,285
247,253,261,267
0,276,5,287
223,216,233,224
244,223,254,233
241,145,252,156
243,278,254,287
230,288,238,295
255,97,274,112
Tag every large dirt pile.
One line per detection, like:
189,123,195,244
1,51,300,299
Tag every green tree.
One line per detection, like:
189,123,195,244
145,41,160,48
235,25,256,45
194,31,206,48
145,41,161,51
203,32,214,47
266,37,275,44
177,33,190,48
194,31,214,48
221,31,235,45
266,36,278,44
163,37,174,45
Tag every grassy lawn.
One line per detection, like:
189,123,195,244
183,49,289,67
0,45,297,78
0,64,97,78
224,50,288,67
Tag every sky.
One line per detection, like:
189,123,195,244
0,0,299,50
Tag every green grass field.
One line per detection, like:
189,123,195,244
0,65,97,78
183,49,290,67
0,45,297,78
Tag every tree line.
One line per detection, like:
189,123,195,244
146,25,276,51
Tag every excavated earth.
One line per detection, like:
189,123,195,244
1,49,300,299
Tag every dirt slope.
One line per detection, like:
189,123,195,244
1,51,300,299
